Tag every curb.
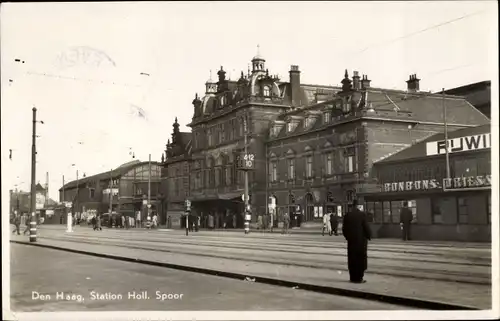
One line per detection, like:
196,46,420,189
10,240,478,310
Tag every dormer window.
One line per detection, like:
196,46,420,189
287,122,294,133
304,118,310,129
323,112,331,124
263,86,271,97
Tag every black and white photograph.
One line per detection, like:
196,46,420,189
1,1,498,320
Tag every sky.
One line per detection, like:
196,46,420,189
1,1,497,201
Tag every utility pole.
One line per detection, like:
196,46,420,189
45,172,49,207
75,169,79,225
147,154,152,227
29,107,37,242
243,115,250,234
443,88,451,180
109,169,113,214
62,175,65,203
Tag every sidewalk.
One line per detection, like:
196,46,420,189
10,235,491,309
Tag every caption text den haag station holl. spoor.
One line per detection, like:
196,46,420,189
31,290,184,302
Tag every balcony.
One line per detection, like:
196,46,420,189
236,96,286,106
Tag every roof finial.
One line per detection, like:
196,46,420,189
257,44,260,56
175,117,178,123
210,69,212,80
344,69,349,78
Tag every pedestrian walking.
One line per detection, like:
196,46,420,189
12,213,21,235
208,214,214,230
232,214,237,229
91,216,97,230
269,211,274,232
330,212,339,236
121,214,126,229
400,201,413,241
152,213,158,228
136,211,141,228
322,212,331,236
96,215,102,231
257,214,263,230
23,215,31,235
282,212,290,235
342,200,371,283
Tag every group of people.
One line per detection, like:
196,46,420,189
322,211,340,236
11,213,30,235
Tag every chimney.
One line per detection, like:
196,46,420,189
406,74,420,92
352,71,361,90
289,65,301,107
361,75,371,89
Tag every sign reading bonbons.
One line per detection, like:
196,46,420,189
384,175,491,192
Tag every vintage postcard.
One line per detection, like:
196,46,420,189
1,1,498,320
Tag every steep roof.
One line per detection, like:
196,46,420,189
376,124,491,164
59,160,159,191
361,88,490,125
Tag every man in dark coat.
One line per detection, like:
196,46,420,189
400,201,413,241
330,212,339,236
342,200,371,283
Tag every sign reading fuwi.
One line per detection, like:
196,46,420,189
426,133,491,156
384,175,491,192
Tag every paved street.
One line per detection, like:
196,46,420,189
10,225,492,309
10,243,411,311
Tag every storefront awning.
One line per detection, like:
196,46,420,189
189,192,243,202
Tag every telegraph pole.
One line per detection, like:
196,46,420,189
243,115,250,234
443,88,451,179
29,107,37,242
148,154,152,219
109,169,113,214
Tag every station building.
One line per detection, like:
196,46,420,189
359,124,492,242
164,52,490,230
59,160,163,222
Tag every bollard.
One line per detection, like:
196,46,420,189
29,215,37,242
66,213,73,233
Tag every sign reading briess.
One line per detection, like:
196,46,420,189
426,133,490,156
384,175,491,192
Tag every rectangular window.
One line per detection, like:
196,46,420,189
215,168,221,187
431,197,448,224
207,130,211,147
487,194,491,224
89,188,95,199
287,122,294,132
325,153,333,175
453,158,478,177
305,155,313,178
383,201,391,223
374,202,383,223
365,202,375,222
287,159,295,179
344,147,356,173
408,200,418,223
225,166,232,186
323,112,330,124
270,161,278,182
457,197,468,224
390,201,402,224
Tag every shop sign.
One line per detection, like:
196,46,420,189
443,175,491,190
384,175,491,192
426,133,491,156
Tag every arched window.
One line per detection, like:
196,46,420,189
263,85,271,97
